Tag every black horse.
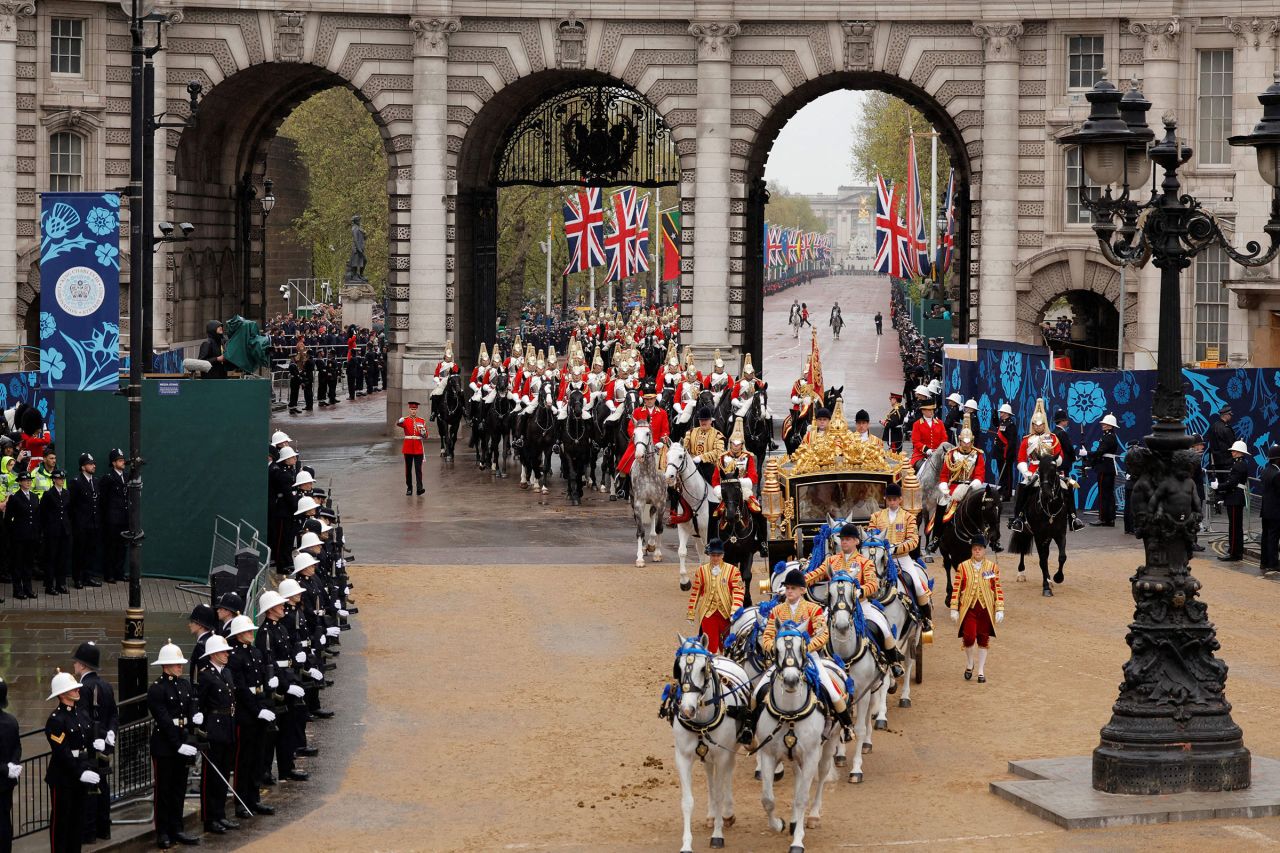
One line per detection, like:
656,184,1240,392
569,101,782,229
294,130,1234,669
435,373,465,462
561,388,595,506
467,382,486,463
1009,454,1070,596
639,335,664,378
697,388,734,440
740,393,771,483
936,484,1002,603
782,385,843,455
519,382,559,493
482,373,516,477
717,477,765,607
604,390,638,500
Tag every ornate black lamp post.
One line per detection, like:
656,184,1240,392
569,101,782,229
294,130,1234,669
260,177,275,329
1058,73,1280,794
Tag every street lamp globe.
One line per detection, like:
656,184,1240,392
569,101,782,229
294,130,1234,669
119,0,157,19
1060,73,1136,187
261,178,276,215
1228,71,1280,188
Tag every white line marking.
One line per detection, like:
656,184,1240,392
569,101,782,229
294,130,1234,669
875,330,881,364
837,830,1053,847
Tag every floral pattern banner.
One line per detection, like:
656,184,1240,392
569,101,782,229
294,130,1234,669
946,341,1280,510
39,192,122,391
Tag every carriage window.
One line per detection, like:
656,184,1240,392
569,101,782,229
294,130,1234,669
795,481,884,523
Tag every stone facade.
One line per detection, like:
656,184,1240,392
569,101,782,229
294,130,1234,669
3,3,1279,425
802,185,875,272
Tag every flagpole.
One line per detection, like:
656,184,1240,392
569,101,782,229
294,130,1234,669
589,265,595,309
929,131,938,266
544,216,553,318
651,190,659,308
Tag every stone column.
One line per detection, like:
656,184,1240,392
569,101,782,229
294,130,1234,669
972,21,1022,341
0,3,33,357
1129,18,1181,370
399,16,457,418
687,20,738,362
1226,17,1280,361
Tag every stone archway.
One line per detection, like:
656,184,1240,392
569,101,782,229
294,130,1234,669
1015,247,1136,352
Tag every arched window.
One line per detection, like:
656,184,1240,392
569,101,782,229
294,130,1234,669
49,132,83,192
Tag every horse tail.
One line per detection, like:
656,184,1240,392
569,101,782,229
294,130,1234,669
1009,528,1033,555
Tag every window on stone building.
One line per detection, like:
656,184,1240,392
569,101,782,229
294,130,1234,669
50,18,84,75
1067,35,1104,89
1194,244,1230,362
1197,50,1233,165
1064,147,1100,225
49,132,83,192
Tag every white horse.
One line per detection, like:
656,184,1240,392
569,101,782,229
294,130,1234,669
670,635,749,853
825,574,888,783
859,539,927,740
915,442,954,553
630,424,667,569
665,442,713,591
754,630,839,852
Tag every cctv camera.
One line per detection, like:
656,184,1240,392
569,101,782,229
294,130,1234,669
157,222,174,237
178,222,195,237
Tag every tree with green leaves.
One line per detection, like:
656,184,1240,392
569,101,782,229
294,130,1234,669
279,87,389,296
765,183,825,232
849,92,952,212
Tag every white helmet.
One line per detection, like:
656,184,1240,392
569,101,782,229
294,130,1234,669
298,531,323,550
1101,413,1118,428
153,640,188,667
277,578,305,599
294,496,319,516
291,552,319,575
946,393,962,405
998,403,1013,416
226,614,256,637
964,399,978,411
928,379,941,393
47,671,81,700
201,634,232,658
1231,440,1248,454
276,446,298,463
914,384,932,398
293,470,315,488
270,430,291,446
258,590,288,612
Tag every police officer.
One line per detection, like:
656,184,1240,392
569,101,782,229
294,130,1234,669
5,471,38,599
1087,413,1121,527
67,453,102,589
214,592,243,638
186,604,218,683
225,615,276,818
0,678,18,853
71,642,115,843
1216,440,1251,562
99,449,129,584
39,468,72,595
32,446,56,499
196,635,239,835
45,670,96,853
147,641,200,848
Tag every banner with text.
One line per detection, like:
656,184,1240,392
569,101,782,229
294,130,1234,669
39,191,122,391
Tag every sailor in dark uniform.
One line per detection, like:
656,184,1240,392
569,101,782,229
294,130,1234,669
45,670,95,853
146,641,201,848
1086,413,1121,526
71,642,115,843
196,634,241,835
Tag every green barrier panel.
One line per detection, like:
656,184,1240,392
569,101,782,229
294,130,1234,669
55,378,268,580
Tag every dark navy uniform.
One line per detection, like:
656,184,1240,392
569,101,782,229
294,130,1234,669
67,472,101,587
255,618,303,779
0,684,18,853
196,663,236,829
74,669,116,842
1221,456,1250,561
45,703,92,853
1088,431,1121,525
146,673,197,845
38,483,72,593
4,488,38,599
99,467,129,584
226,642,271,814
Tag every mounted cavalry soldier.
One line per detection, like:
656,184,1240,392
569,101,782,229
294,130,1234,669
430,340,461,422
731,354,770,420
1009,398,1085,533
908,390,947,471
655,350,683,393
510,348,546,447
672,376,703,425
468,344,497,403
586,352,609,402
712,419,759,512
682,407,725,485
938,414,987,509
1086,412,1121,526
702,349,735,401
685,539,743,653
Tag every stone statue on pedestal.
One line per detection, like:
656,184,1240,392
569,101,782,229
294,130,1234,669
346,215,368,282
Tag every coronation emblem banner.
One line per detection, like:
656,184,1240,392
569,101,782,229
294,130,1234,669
38,192,122,391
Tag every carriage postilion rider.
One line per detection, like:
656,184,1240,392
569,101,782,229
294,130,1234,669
938,413,987,510
867,483,921,559
1009,398,1085,533
949,534,1005,683
613,382,671,501
738,567,851,744
685,539,743,654
430,340,461,421
909,390,948,471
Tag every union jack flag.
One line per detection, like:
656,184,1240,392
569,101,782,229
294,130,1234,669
934,169,956,279
874,175,908,276
785,229,800,265
904,130,930,278
766,225,784,267
604,188,650,282
563,188,605,275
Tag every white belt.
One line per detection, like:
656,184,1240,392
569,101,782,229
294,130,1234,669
71,749,81,757
1103,454,1118,459
404,436,422,443
300,640,310,648
275,660,289,668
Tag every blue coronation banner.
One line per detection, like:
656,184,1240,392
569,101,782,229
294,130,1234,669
38,191,122,391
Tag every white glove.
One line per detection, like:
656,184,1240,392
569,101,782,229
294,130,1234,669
192,713,204,726
1017,461,1029,479
177,744,198,758
937,483,949,497
326,627,340,637
267,676,279,689
950,609,959,622
308,668,323,681
995,611,1004,624
80,770,101,785
258,709,276,723
92,738,106,752
337,559,347,570
971,478,984,489
338,609,349,618
287,684,306,698
6,763,19,780
333,600,341,609
926,447,935,456
1077,447,1087,457
319,635,327,646
105,730,115,748
1211,480,1219,490
343,585,351,595
1125,473,1131,481
295,651,307,663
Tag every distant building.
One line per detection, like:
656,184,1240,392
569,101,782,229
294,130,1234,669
802,186,875,272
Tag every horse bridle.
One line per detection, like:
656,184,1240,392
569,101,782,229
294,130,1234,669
718,484,755,543
667,447,709,512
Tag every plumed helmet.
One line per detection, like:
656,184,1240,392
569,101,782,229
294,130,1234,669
1029,398,1048,432
959,413,974,448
